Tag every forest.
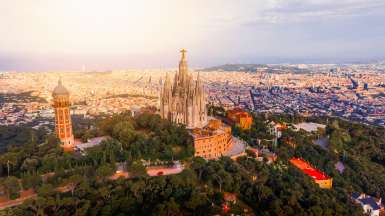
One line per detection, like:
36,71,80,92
0,109,384,215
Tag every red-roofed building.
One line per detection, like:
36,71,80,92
223,192,237,204
290,157,333,189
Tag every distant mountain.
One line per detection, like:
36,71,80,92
200,64,311,74
201,64,268,72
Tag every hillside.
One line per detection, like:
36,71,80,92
201,64,311,74
1,111,384,215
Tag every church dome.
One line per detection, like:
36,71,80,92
52,79,70,97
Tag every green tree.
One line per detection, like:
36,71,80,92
24,197,48,216
65,174,84,197
153,198,181,216
21,158,39,172
112,121,136,146
127,161,147,177
191,157,206,180
37,184,55,197
96,165,114,180
21,173,41,190
1,176,21,199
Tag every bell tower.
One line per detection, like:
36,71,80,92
52,79,74,152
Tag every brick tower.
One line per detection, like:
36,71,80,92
52,79,74,151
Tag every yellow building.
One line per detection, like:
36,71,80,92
192,119,234,160
226,108,253,130
315,178,333,189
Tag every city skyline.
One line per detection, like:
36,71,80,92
1,0,385,71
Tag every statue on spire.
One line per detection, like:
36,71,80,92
178,49,189,85
180,49,187,60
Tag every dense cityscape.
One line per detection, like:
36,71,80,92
1,1,385,216
1,62,384,128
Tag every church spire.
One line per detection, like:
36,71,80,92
196,72,202,89
164,72,171,90
181,49,187,61
178,49,188,83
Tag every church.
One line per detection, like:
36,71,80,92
161,50,246,160
159,50,208,129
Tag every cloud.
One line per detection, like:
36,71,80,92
240,0,385,24
0,0,384,70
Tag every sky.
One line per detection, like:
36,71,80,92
1,0,385,71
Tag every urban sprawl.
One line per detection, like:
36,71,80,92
1,63,384,128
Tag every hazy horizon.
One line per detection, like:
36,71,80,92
1,0,385,71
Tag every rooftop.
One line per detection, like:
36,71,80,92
292,122,326,132
75,136,111,151
290,157,330,180
52,79,70,97
361,197,381,210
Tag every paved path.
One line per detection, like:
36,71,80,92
0,193,37,210
147,165,184,176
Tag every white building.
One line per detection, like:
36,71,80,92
352,192,383,216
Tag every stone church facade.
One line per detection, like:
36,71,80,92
160,50,207,129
